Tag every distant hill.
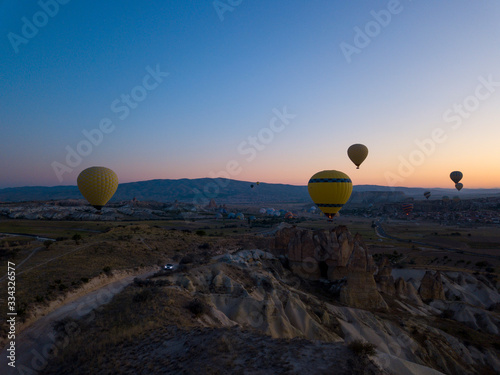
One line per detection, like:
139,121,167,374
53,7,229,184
0,179,499,205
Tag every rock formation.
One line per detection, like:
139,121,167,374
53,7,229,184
418,271,445,301
272,225,388,310
374,257,395,296
395,277,423,306
207,199,217,210
273,225,377,281
340,271,389,310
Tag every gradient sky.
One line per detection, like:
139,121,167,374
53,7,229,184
1,0,500,189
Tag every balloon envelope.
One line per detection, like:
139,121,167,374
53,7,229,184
401,203,413,215
450,171,463,184
455,183,463,191
307,170,352,219
347,144,368,169
424,191,431,199
77,166,118,210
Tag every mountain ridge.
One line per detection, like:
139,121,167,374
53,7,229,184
0,178,499,204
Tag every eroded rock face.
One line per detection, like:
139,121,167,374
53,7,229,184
419,271,445,301
395,277,423,306
340,271,389,310
273,225,377,281
374,258,396,296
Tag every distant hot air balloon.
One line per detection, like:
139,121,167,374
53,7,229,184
250,184,254,188
347,144,368,169
442,196,450,202
424,191,431,199
453,196,461,203
266,208,275,216
256,181,260,185
450,171,463,184
77,166,118,210
307,170,352,220
401,203,413,215
455,183,463,191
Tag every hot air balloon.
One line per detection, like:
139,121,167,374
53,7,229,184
450,171,463,184
307,170,352,220
424,191,431,199
455,183,463,191
77,166,118,210
256,181,260,185
453,196,461,203
442,196,450,202
401,203,413,215
250,184,254,188
347,144,368,169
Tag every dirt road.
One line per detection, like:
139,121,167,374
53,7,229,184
0,268,157,374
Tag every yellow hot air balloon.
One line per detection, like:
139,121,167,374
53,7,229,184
450,171,463,184
347,144,368,169
77,166,118,210
307,170,352,220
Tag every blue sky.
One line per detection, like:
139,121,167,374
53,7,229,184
1,0,500,189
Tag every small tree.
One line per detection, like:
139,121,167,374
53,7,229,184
72,234,82,245
348,340,377,357
43,240,53,249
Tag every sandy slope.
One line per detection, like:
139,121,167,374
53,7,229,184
0,267,157,375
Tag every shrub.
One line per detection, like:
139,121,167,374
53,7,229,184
103,266,112,275
186,298,208,317
195,230,206,236
133,289,153,303
440,309,454,319
347,340,376,356
72,233,82,244
180,254,195,264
